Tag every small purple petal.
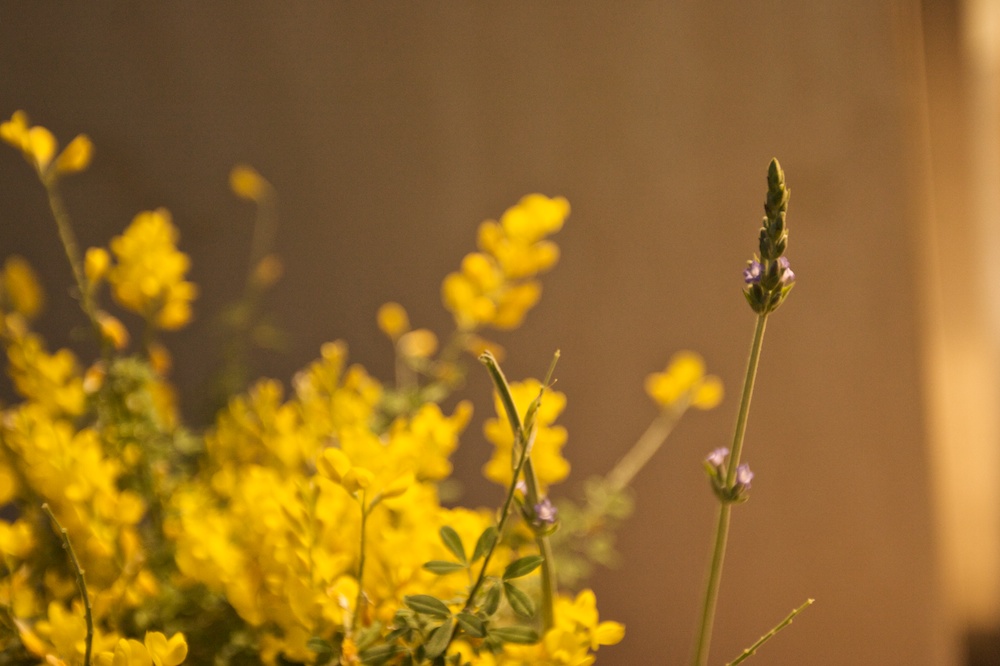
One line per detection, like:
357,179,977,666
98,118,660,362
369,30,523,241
778,256,795,285
706,447,729,467
534,497,558,525
743,261,762,284
735,463,754,489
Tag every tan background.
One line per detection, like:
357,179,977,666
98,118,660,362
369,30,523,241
0,2,981,664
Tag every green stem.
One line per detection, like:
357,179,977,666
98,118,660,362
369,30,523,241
692,313,768,666
41,503,92,666
726,598,814,666
353,492,368,632
41,176,100,332
605,407,683,494
479,351,559,630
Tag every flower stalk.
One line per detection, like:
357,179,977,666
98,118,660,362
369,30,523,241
42,503,93,666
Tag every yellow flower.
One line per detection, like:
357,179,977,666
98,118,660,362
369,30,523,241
0,111,92,176
398,328,438,358
442,194,567,331
483,379,569,492
108,209,198,330
376,302,410,340
644,351,723,410
2,255,44,319
54,134,94,175
229,163,270,201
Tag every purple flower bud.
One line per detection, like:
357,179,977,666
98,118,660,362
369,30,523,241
534,497,558,525
743,261,762,284
735,463,754,490
515,480,527,495
778,256,795,285
706,447,729,468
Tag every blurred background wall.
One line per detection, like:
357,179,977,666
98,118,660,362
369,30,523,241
2,1,998,664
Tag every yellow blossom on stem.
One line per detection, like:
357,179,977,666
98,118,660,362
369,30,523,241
1,256,45,320
644,350,724,411
483,378,569,493
108,208,198,330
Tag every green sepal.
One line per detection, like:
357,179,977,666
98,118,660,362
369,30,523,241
482,582,502,616
424,617,456,659
440,525,467,564
503,582,535,618
489,626,540,645
503,555,543,580
472,526,497,563
456,612,486,638
404,594,452,619
423,560,467,575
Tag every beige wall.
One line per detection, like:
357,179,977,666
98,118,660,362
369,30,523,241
0,3,966,664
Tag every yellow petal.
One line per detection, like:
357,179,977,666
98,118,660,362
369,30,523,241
27,125,56,172
229,164,268,201
692,376,724,410
376,302,410,340
54,134,93,174
398,329,438,358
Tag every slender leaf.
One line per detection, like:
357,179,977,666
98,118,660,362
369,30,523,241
404,594,452,619
440,525,467,564
456,612,486,638
423,560,467,575
503,582,535,618
424,618,456,659
472,526,497,563
482,583,502,616
489,626,540,645
357,644,404,666
503,555,544,580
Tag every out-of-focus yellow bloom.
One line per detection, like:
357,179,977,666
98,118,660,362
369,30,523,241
483,379,569,492
398,328,438,358
1,255,44,320
645,351,723,411
1,111,93,176
442,194,567,331
53,134,94,175
5,332,86,416
85,246,111,286
108,209,197,330
95,632,187,666
377,302,410,340
96,311,130,350
229,163,270,201
251,253,283,288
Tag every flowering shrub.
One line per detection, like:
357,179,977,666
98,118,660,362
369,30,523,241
0,111,807,666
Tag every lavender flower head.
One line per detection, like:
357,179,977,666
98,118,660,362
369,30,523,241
533,497,558,526
743,257,794,286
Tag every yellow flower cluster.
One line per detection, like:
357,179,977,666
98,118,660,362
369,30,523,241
0,114,625,666
645,351,724,411
483,378,570,493
443,194,568,331
84,209,198,330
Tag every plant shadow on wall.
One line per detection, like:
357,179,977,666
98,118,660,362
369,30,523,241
0,110,809,666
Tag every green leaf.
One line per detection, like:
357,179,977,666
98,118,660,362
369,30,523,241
423,560,467,575
404,594,452,619
456,612,486,638
482,583,502,616
440,525,467,564
489,626,540,645
424,617,456,659
471,526,497,563
502,555,544,580
357,644,403,666
503,582,535,618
